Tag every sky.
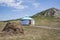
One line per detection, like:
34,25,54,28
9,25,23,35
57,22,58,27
0,0,60,21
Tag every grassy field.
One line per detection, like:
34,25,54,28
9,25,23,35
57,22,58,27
0,21,60,40
33,16,60,28
0,17,60,40
0,26,60,40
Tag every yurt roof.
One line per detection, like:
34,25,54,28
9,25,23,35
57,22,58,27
21,16,33,20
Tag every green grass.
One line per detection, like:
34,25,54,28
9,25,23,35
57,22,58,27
0,17,60,40
33,16,60,27
0,26,60,40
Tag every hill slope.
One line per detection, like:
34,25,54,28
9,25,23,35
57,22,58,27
32,8,60,18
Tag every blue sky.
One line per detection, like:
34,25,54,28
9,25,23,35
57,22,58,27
0,0,60,21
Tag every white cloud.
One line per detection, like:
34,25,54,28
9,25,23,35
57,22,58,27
33,3,40,8
0,0,14,3
0,0,40,10
0,0,28,9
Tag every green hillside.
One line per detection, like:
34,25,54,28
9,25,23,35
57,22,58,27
32,8,60,18
0,8,60,27
31,8,60,27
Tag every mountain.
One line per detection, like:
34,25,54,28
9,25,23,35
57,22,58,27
32,8,60,18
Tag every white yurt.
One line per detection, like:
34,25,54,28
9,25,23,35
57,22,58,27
20,16,35,26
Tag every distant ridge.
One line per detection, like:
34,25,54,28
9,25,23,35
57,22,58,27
32,7,60,18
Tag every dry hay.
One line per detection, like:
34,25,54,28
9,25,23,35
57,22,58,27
0,21,24,37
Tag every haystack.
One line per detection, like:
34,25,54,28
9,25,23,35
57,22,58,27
2,22,24,36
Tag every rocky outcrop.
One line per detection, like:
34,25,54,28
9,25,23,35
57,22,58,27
32,8,60,18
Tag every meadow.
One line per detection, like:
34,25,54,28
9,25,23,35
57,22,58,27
0,17,60,40
34,16,60,28
0,19,60,40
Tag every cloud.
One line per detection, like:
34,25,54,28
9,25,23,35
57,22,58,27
0,0,40,10
33,3,40,8
0,0,28,9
